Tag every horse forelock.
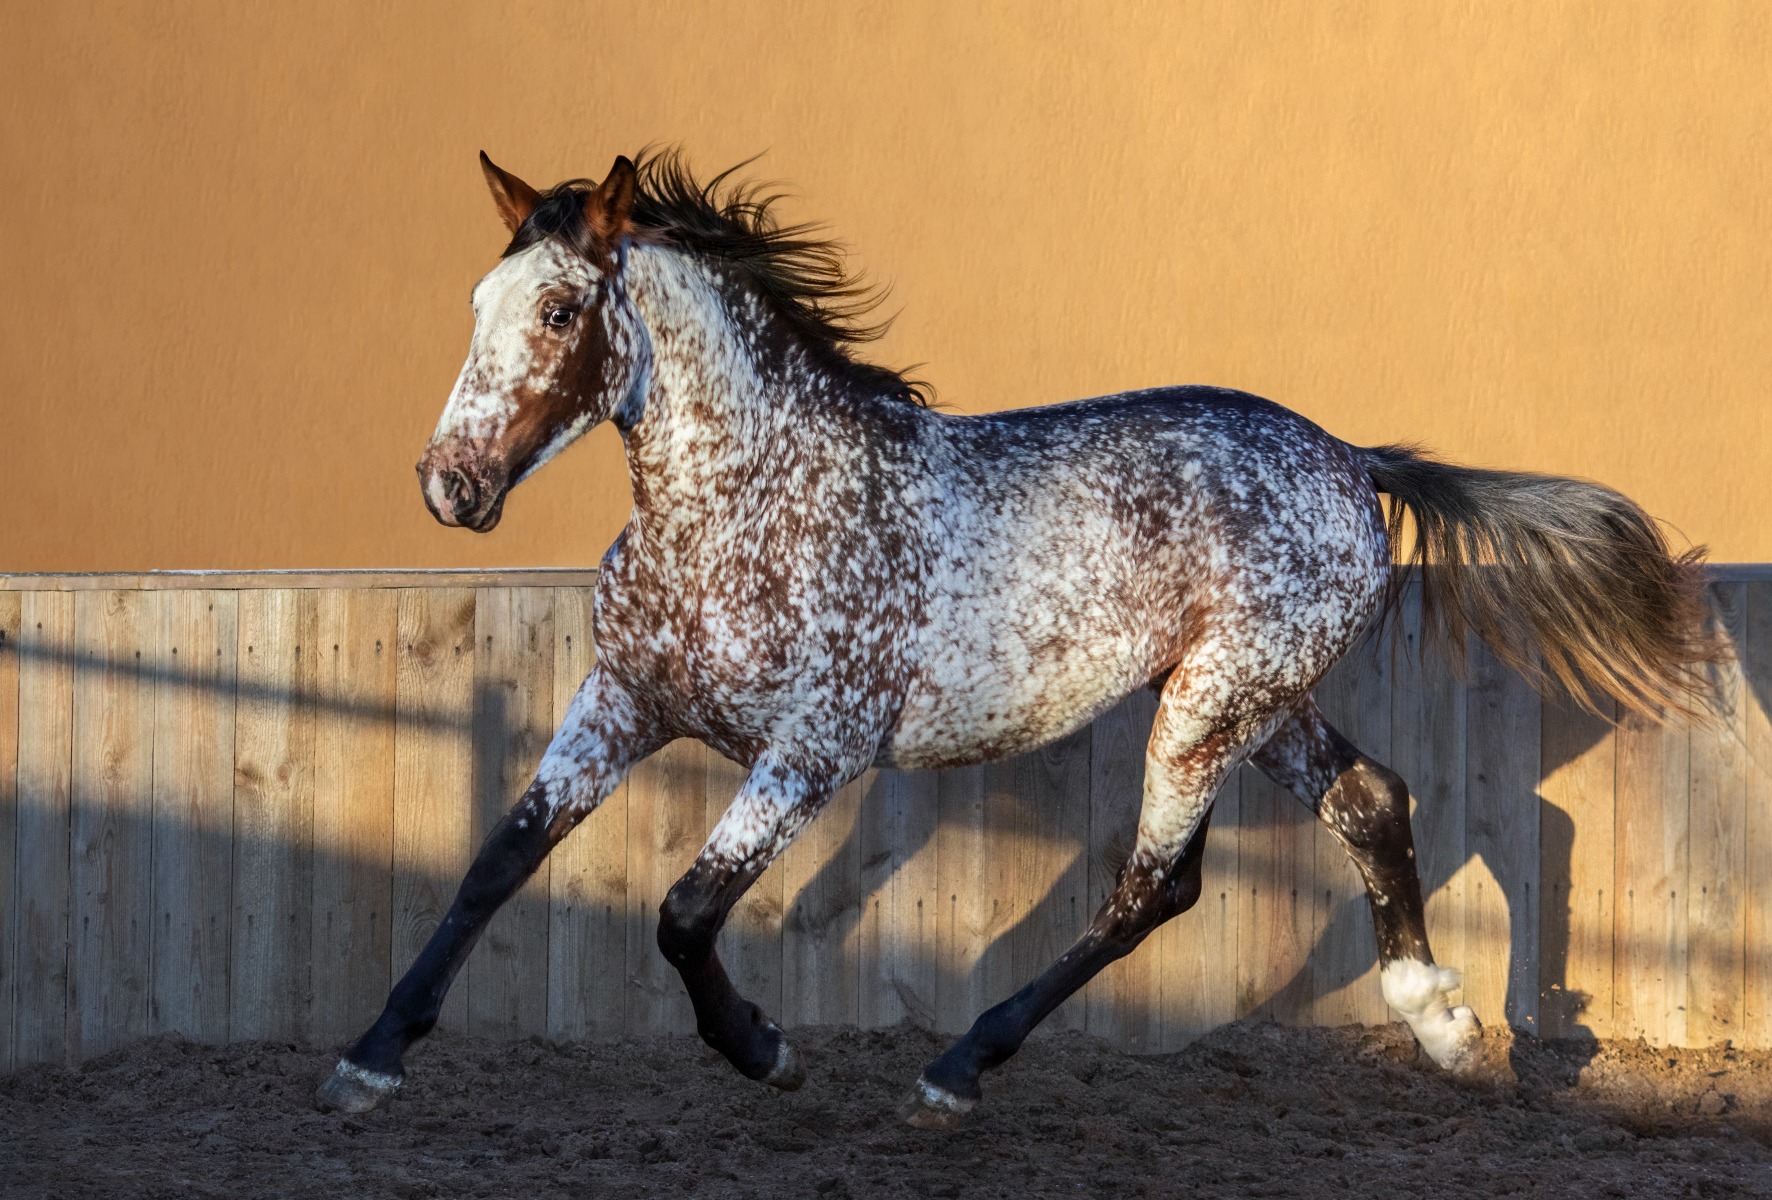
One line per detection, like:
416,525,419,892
504,150,929,407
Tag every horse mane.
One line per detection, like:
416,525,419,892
505,148,928,406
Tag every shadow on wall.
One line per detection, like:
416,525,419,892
1,582,1768,1071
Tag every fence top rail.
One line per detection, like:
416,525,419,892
0,564,1769,591
0,568,603,591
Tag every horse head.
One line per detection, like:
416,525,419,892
418,153,645,531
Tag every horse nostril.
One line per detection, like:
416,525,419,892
444,468,479,515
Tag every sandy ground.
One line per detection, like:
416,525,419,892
6,1020,1772,1199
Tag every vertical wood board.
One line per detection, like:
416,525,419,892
13,593,75,1065
0,593,21,1071
1687,582,1748,1045
858,767,940,1031
68,590,157,1060
1465,641,1542,1034
1537,694,1616,1040
934,765,992,1035
1613,708,1691,1047
546,588,628,1042
149,591,238,1044
392,588,476,1034
467,587,555,1039
624,740,708,1037
1744,583,1772,1045
229,590,318,1043
780,771,865,1028
309,589,398,1048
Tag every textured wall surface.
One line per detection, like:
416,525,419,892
2,2,1768,569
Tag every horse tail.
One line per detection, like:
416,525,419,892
1360,443,1723,720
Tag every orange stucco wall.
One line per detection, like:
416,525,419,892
3,3,1768,569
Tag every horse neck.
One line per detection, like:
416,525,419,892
618,244,840,553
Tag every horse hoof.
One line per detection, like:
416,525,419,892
897,1076,976,1131
762,1038,805,1091
314,1060,402,1113
1434,1005,1486,1078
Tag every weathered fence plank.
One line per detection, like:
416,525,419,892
1746,583,1772,1045
1538,693,1616,1041
150,591,237,1044
1465,640,1543,1034
1613,710,1692,1047
392,588,476,1034
934,764,992,1036
0,593,21,1071
310,589,398,1048
546,587,626,1042
467,587,555,1040
68,591,157,1060
858,768,940,1030
1238,765,1315,1024
230,590,318,1043
780,772,865,1027
1688,581,1749,1045
625,740,707,1037
13,593,76,1064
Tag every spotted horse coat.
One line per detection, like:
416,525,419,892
317,151,1719,1127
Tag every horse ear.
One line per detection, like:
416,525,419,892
479,151,539,233
586,155,638,243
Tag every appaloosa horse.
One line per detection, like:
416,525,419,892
317,151,1717,1127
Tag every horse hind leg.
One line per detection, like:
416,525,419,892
900,664,1275,1130
1252,697,1483,1074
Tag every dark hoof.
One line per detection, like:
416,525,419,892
762,1038,805,1091
897,1076,976,1130
314,1060,402,1113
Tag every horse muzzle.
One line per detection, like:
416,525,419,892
418,443,508,533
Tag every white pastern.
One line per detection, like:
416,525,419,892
1380,958,1483,1073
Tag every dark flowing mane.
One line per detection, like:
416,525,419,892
506,149,927,405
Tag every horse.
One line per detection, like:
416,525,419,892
316,150,1718,1128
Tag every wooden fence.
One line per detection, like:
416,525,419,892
0,568,1769,1071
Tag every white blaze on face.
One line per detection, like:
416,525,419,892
431,239,600,449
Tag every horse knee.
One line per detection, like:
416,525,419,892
1099,846,1204,943
454,789,559,914
657,880,721,967
1321,759,1412,859
1157,851,1206,920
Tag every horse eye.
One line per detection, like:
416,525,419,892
545,306,576,329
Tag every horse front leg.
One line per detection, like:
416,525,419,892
659,755,834,1089
315,666,663,1113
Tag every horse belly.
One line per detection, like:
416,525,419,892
879,623,1148,770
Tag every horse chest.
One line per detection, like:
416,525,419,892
594,547,911,759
